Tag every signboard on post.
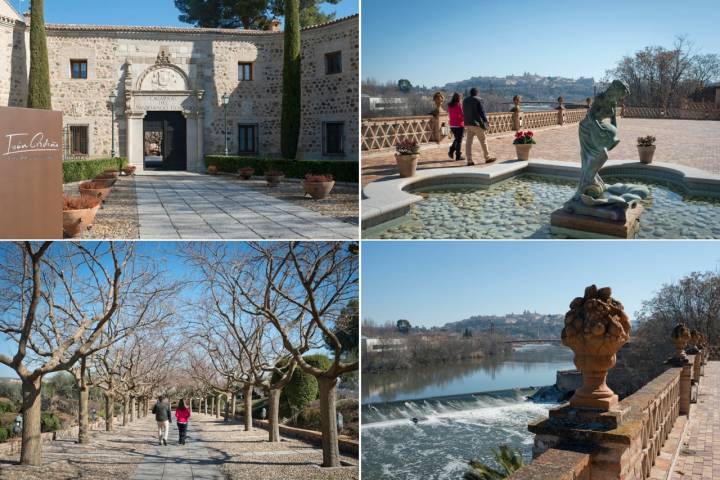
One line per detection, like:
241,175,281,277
0,106,63,239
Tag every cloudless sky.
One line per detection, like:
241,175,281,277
362,241,720,329
7,0,357,27
361,0,720,87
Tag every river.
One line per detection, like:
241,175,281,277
361,344,575,480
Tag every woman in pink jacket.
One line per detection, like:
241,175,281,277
447,92,465,161
175,399,191,445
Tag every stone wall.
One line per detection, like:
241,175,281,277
0,14,27,107
2,14,358,167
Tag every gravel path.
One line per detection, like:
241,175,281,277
0,413,358,480
63,175,140,239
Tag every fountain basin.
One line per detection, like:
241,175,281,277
362,160,720,239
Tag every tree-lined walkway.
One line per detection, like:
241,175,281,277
671,361,720,479
0,413,358,480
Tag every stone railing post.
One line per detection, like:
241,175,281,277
511,95,522,131
557,96,565,125
668,324,692,415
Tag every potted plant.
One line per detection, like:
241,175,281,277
102,169,120,178
238,166,255,180
265,169,284,187
637,135,656,164
394,138,420,177
122,165,137,176
94,172,118,185
303,174,335,200
79,180,112,202
513,130,536,160
62,195,101,238
207,164,219,175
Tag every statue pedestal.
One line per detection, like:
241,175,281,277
550,204,644,239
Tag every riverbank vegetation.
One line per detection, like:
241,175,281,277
362,319,511,373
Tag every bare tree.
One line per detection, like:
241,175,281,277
0,242,136,465
237,242,359,467
184,243,298,442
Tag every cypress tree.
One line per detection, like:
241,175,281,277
27,0,52,109
280,0,301,159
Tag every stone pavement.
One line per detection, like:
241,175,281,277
670,361,720,479
0,413,357,480
362,118,720,187
135,172,358,239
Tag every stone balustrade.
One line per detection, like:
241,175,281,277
509,349,712,480
624,106,720,120
361,108,589,152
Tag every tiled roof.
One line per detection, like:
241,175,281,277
46,13,357,35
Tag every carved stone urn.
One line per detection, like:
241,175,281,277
561,285,631,410
671,323,691,362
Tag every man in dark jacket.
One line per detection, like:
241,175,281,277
152,396,172,446
463,88,496,165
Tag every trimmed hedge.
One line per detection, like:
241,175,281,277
205,156,358,183
63,158,128,184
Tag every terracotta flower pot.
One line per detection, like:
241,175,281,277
395,154,419,178
90,179,115,189
266,174,284,187
79,182,112,202
638,145,656,164
122,165,137,176
303,180,335,200
238,168,255,180
102,170,119,178
94,173,118,185
515,143,532,161
207,165,219,175
63,205,100,238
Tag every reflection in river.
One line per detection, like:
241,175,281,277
361,344,575,480
362,343,573,404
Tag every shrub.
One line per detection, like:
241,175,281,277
305,174,334,183
205,156,358,183
0,426,9,442
304,354,332,373
63,158,127,184
0,401,14,414
63,194,100,211
395,138,419,155
40,412,61,432
284,368,318,411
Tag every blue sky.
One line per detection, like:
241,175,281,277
361,0,720,87
7,0,357,27
361,241,720,329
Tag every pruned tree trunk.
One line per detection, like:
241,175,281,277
105,393,115,431
130,397,135,422
268,388,281,442
20,376,43,466
223,394,229,422
231,393,236,418
243,384,253,431
215,395,220,418
78,383,90,443
122,397,128,426
318,377,340,467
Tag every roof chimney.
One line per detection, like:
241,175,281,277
270,18,281,32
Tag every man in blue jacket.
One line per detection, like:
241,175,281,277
463,88,497,165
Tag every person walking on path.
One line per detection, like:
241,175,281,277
175,399,191,445
463,87,496,165
447,92,465,161
152,396,172,446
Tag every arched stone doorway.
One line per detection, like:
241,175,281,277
123,53,205,173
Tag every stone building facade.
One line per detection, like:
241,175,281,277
0,1,358,172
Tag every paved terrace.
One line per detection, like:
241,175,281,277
362,118,720,187
135,172,358,239
0,413,358,480
671,361,720,479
